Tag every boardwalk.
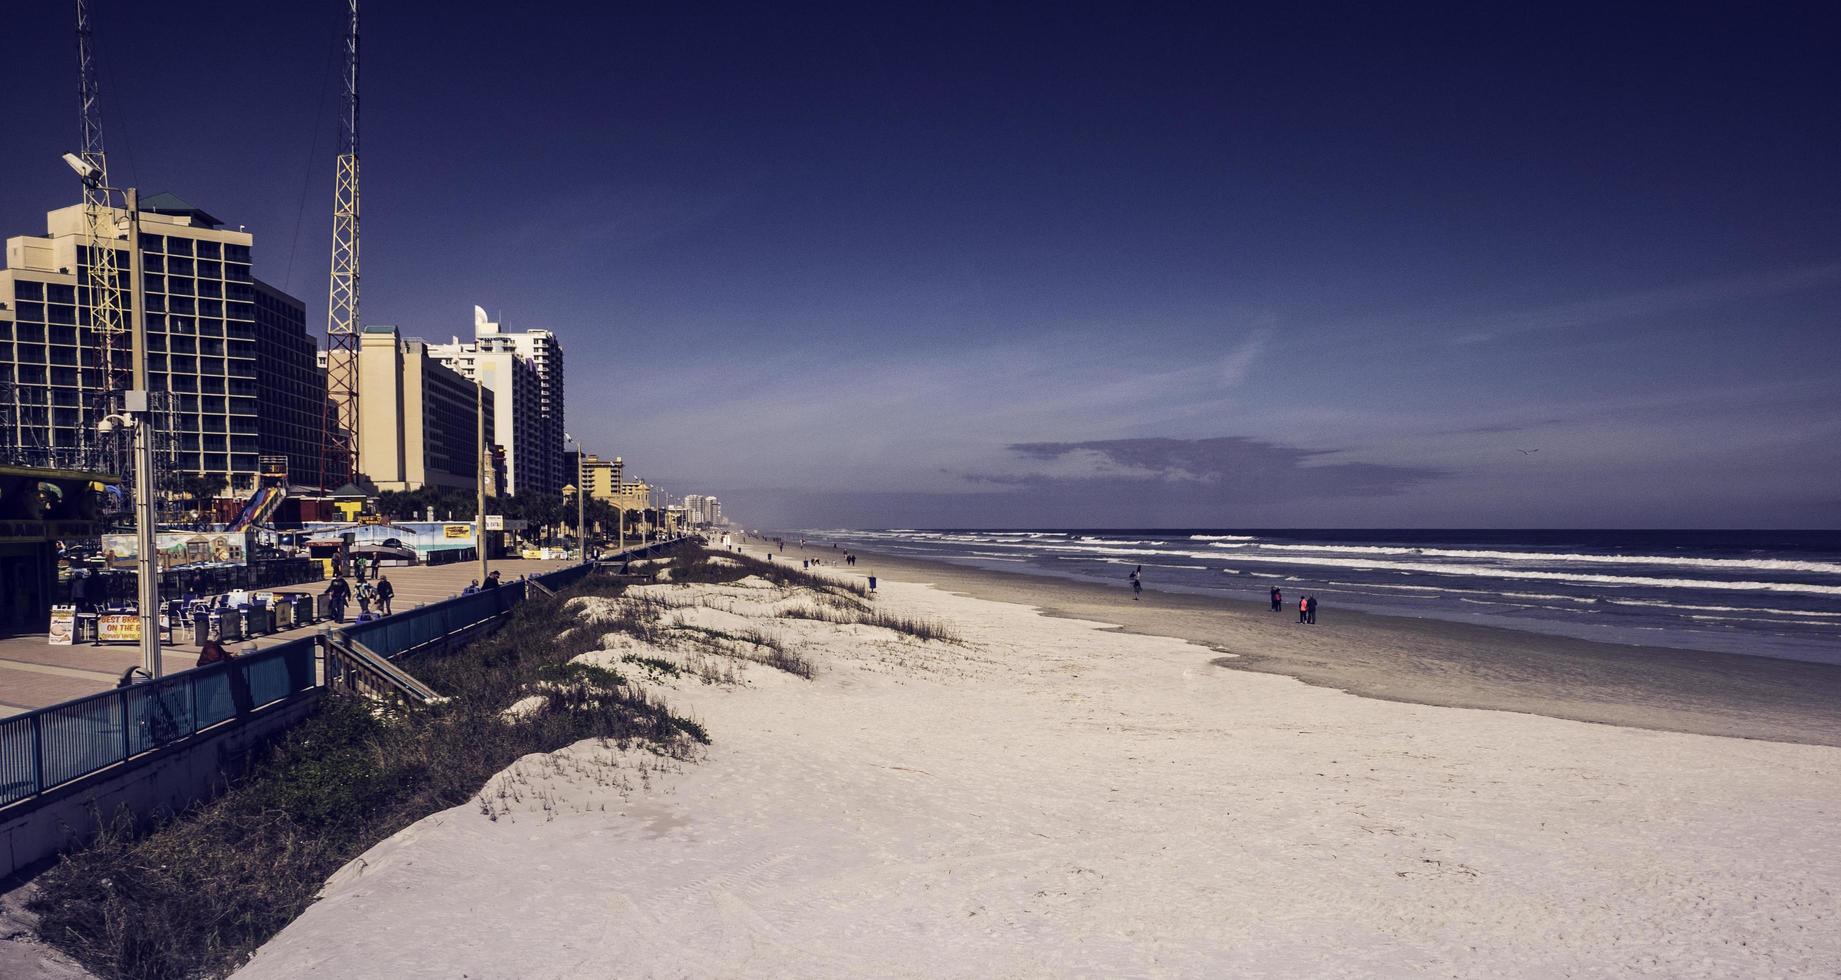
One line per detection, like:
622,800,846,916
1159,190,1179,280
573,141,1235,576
0,558,578,717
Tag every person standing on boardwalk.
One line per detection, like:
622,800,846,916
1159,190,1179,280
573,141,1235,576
354,579,375,616
376,575,395,616
1129,566,1143,600
1298,595,1309,623
1307,595,1318,625
324,576,350,622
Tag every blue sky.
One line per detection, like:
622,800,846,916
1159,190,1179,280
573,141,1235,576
4,2,1837,527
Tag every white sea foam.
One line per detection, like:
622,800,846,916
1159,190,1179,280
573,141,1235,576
1190,534,1257,541
1183,551,1841,596
1207,542,1841,575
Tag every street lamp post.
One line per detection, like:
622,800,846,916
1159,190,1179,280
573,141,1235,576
68,154,161,678
475,365,489,583
566,433,586,563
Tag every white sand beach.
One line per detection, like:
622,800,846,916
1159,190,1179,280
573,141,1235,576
236,570,1841,978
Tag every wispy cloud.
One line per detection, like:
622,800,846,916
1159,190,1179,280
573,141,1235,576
1449,261,1841,344
988,436,1447,500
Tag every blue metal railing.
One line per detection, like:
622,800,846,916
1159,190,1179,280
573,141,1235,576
0,544,689,812
338,582,526,660
0,638,319,808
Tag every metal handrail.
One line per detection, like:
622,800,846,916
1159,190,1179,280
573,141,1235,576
0,637,319,809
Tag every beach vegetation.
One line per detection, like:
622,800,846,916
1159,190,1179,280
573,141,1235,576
777,601,961,644
27,570,704,980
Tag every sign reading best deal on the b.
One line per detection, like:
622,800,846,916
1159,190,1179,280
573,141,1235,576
97,614,141,643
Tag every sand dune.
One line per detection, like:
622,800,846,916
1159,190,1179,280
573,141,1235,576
236,572,1841,978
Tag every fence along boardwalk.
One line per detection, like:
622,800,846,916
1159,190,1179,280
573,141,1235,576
0,540,684,815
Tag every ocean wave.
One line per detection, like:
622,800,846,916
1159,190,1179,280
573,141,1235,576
1688,613,1841,627
1183,552,1841,596
1190,534,1257,541
1607,599,1841,618
1218,542,1841,575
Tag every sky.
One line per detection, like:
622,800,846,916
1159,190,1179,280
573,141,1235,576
3,2,1838,529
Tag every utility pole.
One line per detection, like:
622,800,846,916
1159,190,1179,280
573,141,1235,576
68,156,159,677
124,188,158,677
476,368,489,582
576,444,586,561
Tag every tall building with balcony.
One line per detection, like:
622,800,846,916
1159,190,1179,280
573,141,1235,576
0,195,324,493
471,306,563,498
427,334,544,497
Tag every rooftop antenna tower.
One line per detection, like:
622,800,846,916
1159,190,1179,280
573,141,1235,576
74,0,130,438
320,0,361,490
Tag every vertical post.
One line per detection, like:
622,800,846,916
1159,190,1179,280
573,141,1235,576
576,445,586,562
29,713,44,797
476,368,488,583
126,187,161,679
120,688,132,761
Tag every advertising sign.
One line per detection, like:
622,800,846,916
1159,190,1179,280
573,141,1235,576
102,531,251,571
484,515,504,531
47,606,75,646
443,524,471,539
97,614,141,643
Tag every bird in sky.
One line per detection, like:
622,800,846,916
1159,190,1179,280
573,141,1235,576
1515,448,1540,455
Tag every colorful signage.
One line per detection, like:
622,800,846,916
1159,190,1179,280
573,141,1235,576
102,531,252,571
47,606,75,646
97,614,141,643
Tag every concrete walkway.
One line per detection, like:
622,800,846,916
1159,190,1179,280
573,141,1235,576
0,558,578,717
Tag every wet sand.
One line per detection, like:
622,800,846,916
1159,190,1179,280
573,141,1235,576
769,539,1841,747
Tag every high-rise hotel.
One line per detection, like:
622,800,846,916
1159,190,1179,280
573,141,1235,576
0,195,332,491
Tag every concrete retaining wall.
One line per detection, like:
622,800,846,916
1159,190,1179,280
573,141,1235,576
0,692,322,879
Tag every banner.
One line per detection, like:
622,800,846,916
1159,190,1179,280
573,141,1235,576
102,531,252,571
443,524,471,539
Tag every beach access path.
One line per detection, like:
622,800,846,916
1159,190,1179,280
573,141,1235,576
0,558,577,717
781,539,1841,748
237,555,1840,978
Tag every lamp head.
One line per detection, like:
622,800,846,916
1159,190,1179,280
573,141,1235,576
62,153,103,185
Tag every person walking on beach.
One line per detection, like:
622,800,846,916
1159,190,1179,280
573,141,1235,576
1298,595,1309,624
1129,566,1143,600
1306,595,1318,625
376,575,394,616
1270,586,1282,612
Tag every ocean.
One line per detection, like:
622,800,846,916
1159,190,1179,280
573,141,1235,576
807,528,1841,665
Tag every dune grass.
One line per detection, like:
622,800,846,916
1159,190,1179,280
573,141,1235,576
28,572,703,980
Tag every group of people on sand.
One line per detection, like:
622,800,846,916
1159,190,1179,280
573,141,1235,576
1269,586,1319,624
1124,575,1324,622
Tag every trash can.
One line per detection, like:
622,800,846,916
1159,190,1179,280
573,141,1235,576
214,610,244,642
191,611,211,645
241,603,270,636
271,596,295,630
292,592,316,625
